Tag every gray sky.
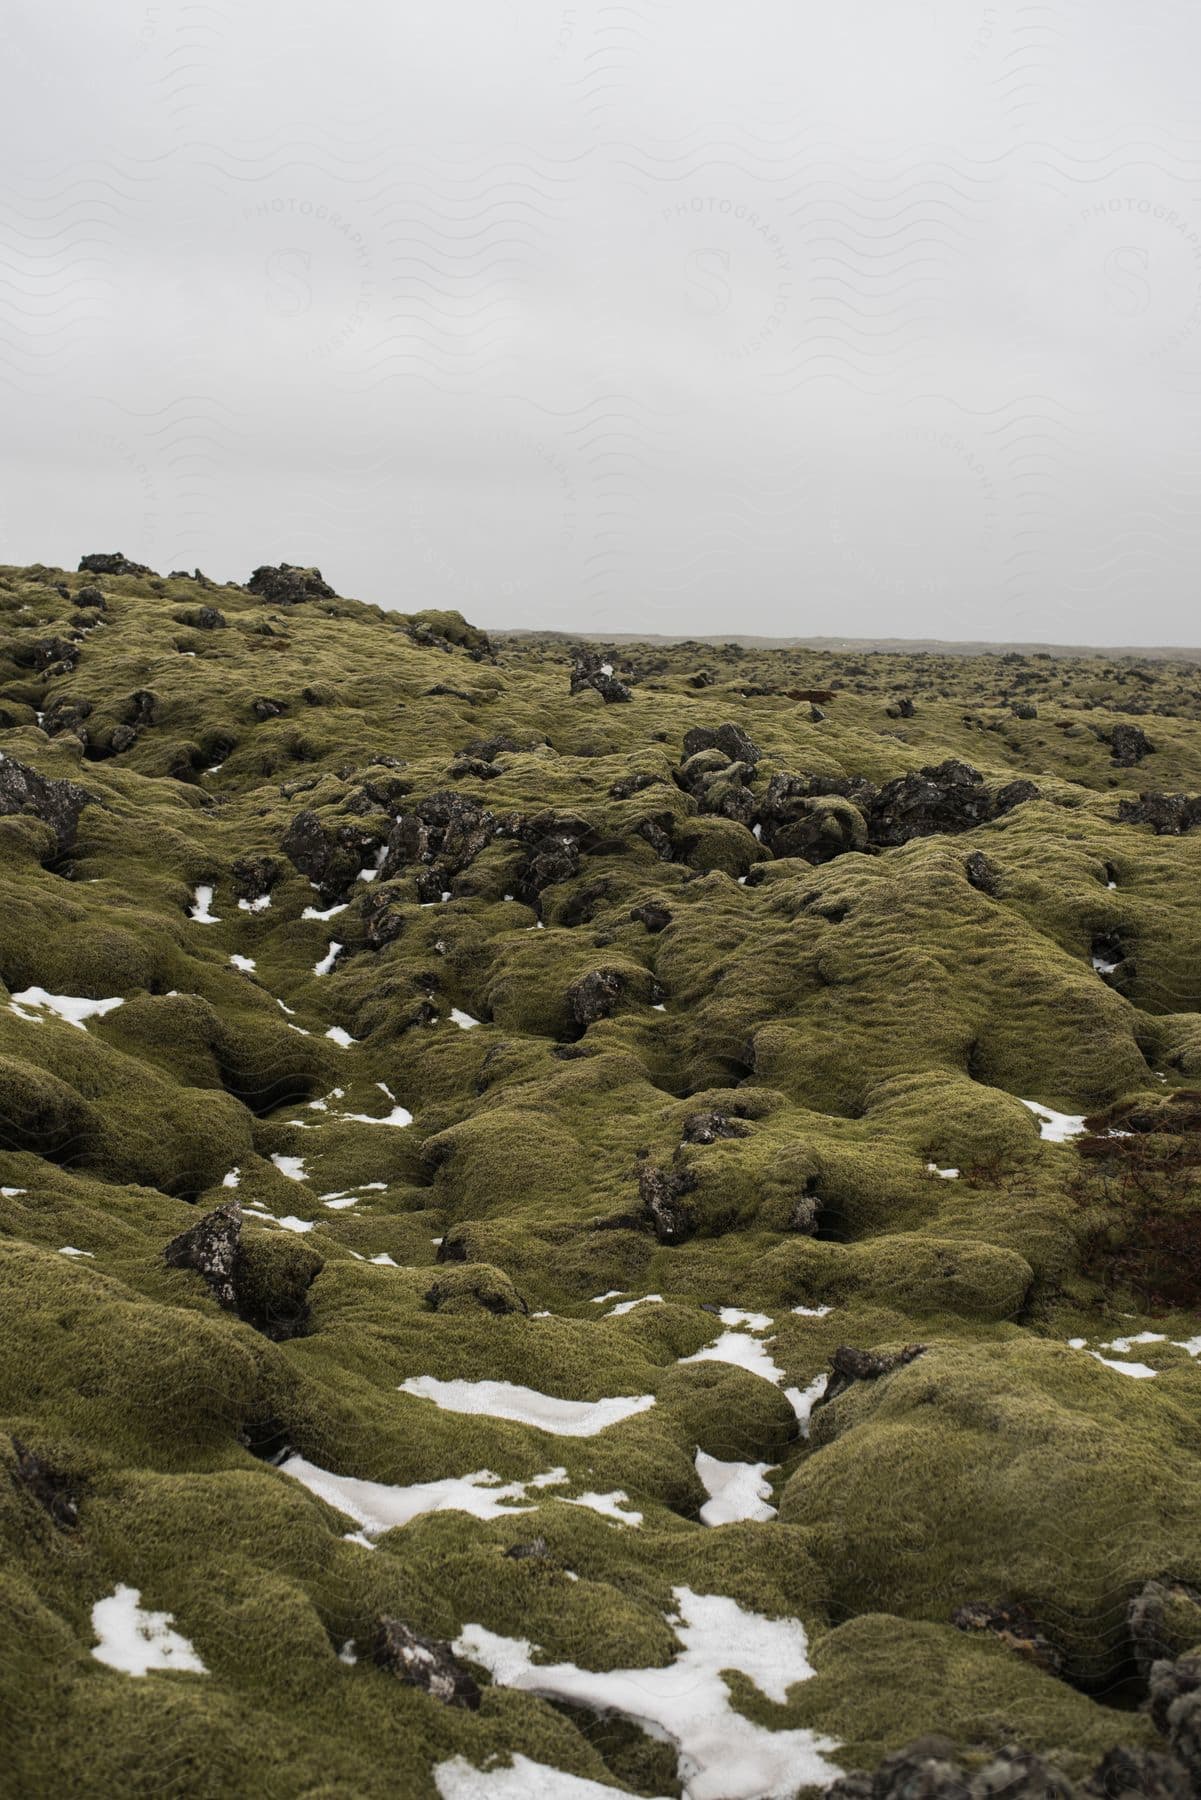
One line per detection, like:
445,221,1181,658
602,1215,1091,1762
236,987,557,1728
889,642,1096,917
5,1,1201,644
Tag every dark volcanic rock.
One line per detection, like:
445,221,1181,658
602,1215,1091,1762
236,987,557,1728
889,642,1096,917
638,1160,697,1243
681,1110,750,1144
231,854,280,904
381,791,496,901
868,760,1037,847
818,1342,927,1408
1147,1654,1201,1782
41,696,94,743
78,551,152,577
569,647,631,703
827,1735,1190,1800
10,1439,80,1530
360,885,406,950
1129,1579,1201,1681
163,1201,242,1311
681,723,762,765
0,756,94,853
74,584,106,610
246,563,335,604
1110,723,1155,766
1118,793,1201,835
282,809,380,902
372,1618,481,1708
964,850,999,895
568,967,625,1030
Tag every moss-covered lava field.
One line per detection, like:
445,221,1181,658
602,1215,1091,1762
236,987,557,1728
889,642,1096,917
3,555,1201,1798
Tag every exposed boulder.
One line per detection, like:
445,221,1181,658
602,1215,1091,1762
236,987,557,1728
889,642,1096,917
77,552,152,577
1129,1580,1201,1681
246,563,335,604
568,967,625,1030
964,850,999,896
638,1159,697,1243
1109,723,1155,767
73,584,106,610
372,1618,481,1708
231,855,280,905
282,809,380,902
570,647,631,703
380,791,496,902
163,1201,242,1311
868,761,1037,848
1147,1654,1201,1785
681,1110,750,1144
682,724,761,765
817,1342,927,1409
1118,793,1201,835
826,1736,1191,1800
0,755,94,853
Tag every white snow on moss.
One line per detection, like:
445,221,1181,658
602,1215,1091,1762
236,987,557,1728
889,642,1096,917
716,1307,772,1332
230,954,256,973
784,1374,829,1437
280,1456,542,1534
90,1585,206,1676
1019,1099,1087,1142
276,1215,315,1234
1090,1353,1158,1379
189,884,219,923
313,940,343,976
791,1304,832,1318
399,1377,656,1436
435,1754,625,1798
237,893,272,912
303,901,349,921
270,1153,307,1181
695,1450,777,1526
926,1163,959,1179
325,1026,356,1047
9,988,124,1030
608,1294,664,1317
450,1008,480,1029
454,1586,841,1798
59,1245,95,1258
682,1331,784,1385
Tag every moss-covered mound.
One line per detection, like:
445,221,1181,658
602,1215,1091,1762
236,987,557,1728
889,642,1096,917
2,558,1201,1796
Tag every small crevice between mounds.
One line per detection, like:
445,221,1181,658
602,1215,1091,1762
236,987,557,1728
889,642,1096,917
360,884,406,950
630,899,672,933
163,1202,322,1341
1148,1654,1201,1785
1118,793,1201,836
372,1618,481,1709
1130,1580,1201,1682
638,1158,697,1244
950,1599,1063,1675
10,1439,81,1530
964,849,999,896
78,551,153,578
0,755,95,858
1106,722,1156,767
815,1342,927,1410
381,790,496,902
569,646,631,704
282,809,380,904
246,563,335,605
423,1264,528,1316
827,1735,1191,1800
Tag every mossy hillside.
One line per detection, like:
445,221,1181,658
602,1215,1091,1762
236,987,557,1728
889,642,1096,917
2,559,1201,1793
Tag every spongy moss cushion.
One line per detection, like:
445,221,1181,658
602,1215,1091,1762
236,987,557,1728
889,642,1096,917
2,559,1201,1795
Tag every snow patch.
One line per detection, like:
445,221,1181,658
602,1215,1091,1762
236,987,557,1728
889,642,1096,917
90,1585,206,1677
454,1587,841,1798
450,1008,480,1029
237,894,272,912
435,1755,624,1799
303,901,349,921
9,987,124,1030
314,940,343,976
1019,1099,1087,1142
399,1377,656,1437
230,954,256,973
270,1154,307,1182
189,884,219,923
695,1450,777,1526
325,1026,356,1047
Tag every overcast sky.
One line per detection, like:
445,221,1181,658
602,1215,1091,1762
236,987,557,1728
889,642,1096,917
5,2,1201,644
